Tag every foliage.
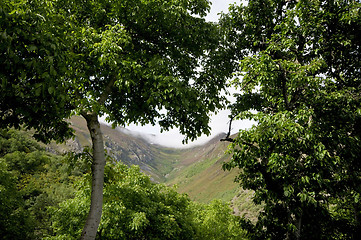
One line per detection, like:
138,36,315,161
48,161,248,240
192,199,248,240
1,1,227,236
0,0,74,143
0,129,79,239
52,0,224,139
0,158,35,240
1,0,227,141
220,0,361,239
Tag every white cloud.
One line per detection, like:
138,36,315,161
122,86,256,148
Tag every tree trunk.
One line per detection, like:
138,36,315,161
295,214,302,240
353,202,361,240
81,113,106,240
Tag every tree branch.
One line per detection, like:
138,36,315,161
221,116,235,142
98,74,118,105
276,62,290,110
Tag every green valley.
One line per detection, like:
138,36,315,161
60,117,256,211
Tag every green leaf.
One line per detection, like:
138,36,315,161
28,45,37,52
48,86,55,94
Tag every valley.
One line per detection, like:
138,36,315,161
52,116,259,220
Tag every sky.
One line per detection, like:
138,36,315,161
206,0,241,22
106,0,255,148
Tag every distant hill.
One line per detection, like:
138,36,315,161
48,116,182,182
164,133,240,203
50,116,259,220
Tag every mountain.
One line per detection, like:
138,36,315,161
163,133,240,202
50,116,259,220
49,116,182,182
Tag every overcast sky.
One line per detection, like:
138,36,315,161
207,0,240,22
107,0,255,148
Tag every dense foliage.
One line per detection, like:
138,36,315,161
0,0,74,143
220,0,361,239
0,129,248,239
0,129,79,239
48,162,248,240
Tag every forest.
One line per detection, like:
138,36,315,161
1,0,361,239
0,128,247,239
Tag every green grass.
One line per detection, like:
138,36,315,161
231,190,263,222
164,154,242,203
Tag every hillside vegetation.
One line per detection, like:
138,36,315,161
0,128,249,239
61,117,257,211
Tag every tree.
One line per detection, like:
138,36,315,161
1,0,224,239
0,0,74,142
0,159,35,240
48,161,248,240
49,162,198,240
0,129,79,239
192,200,248,240
219,0,361,239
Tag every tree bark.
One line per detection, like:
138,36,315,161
295,214,302,240
81,113,106,240
353,202,361,240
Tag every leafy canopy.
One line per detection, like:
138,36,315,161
0,0,74,142
219,0,361,239
47,161,248,240
1,0,226,143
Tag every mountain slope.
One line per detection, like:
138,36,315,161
48,116,180,182
50,116,259,219
164,133,241,203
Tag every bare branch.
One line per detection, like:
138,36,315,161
221,116,235,142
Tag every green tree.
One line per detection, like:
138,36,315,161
1,1,225,238
0,129,79,239
0,0,74,142
48,161,248,240
48,162,196,239
219,0,361,239
192,200,248,240
0,159,35,239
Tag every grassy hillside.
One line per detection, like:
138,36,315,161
161,133,260,220
51,116,259,220
164,134,241,203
